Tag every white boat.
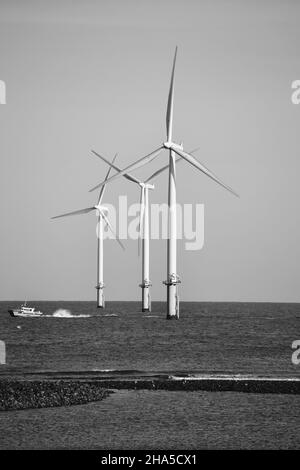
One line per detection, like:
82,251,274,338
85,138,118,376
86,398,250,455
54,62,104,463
8,301,43,317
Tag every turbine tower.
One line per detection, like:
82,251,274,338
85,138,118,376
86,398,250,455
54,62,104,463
52,154,124,308
90,48,239,319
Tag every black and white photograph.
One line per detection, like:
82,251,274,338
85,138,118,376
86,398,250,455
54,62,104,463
0,0,299,455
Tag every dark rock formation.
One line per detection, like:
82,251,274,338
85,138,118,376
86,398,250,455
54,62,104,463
0,380,113,411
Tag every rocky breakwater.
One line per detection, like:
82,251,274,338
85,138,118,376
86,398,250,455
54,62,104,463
0,380,113,411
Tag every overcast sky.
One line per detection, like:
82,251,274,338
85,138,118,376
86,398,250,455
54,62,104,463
0,0,299,302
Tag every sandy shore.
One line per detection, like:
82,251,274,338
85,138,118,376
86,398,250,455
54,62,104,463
0,380,113,411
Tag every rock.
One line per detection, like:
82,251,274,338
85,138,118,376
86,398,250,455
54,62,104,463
0,380,113,411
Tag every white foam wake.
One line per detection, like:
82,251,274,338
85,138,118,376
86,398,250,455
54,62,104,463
44,309,91,318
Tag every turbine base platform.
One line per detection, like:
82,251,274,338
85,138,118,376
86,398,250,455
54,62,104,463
95,283,105,290
163,274,181,286
139,280,152,288
166,314,179,320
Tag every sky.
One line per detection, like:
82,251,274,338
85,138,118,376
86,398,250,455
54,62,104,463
0,0,299,302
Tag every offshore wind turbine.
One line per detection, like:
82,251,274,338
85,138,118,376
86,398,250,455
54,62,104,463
91,150,186,312
52,154,124,308
90,47,239,319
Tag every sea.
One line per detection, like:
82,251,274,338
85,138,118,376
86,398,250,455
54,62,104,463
0,301,299,449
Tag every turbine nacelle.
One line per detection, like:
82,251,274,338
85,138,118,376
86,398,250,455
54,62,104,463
163,141,183,151
139,182,155,190
95,204,108,215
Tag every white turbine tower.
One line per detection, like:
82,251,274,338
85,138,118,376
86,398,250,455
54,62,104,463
52,154,124,308
90,47,239,319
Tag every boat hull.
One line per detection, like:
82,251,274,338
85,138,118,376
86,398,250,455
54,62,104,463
8,310,43,318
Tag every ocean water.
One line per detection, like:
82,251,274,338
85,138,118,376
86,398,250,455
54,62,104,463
0,301,299,449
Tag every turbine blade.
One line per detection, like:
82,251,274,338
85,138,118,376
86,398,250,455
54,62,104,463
89,146,164,193
145,159,180,183
189,146,201,155
51,207,95,219
166,46,178,142
92,150,141,185
98,152,118,205
145,146,200,182
99,210,125,251
171,147,239,197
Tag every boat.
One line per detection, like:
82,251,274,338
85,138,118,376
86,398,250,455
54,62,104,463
8,301,43,317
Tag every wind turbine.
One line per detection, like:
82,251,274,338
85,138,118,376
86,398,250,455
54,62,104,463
89,47,239,319
91,150,188,312
51,154,124,308
91,146,199,313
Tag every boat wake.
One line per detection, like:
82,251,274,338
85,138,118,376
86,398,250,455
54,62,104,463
44,309,91,318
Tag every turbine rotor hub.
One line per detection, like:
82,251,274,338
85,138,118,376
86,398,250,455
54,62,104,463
96,205,108,214
140,182,155,190
163,141,183,151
